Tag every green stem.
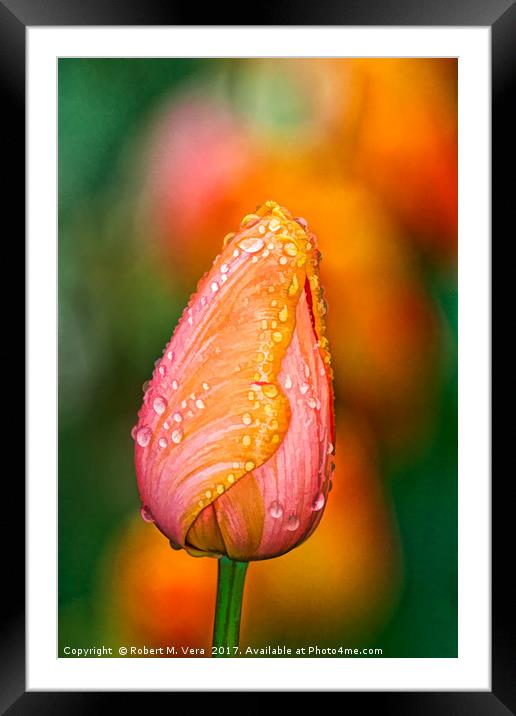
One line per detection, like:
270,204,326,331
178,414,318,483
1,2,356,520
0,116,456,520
212,556,248,657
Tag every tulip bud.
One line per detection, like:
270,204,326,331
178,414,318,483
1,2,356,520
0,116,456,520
134,201,334,561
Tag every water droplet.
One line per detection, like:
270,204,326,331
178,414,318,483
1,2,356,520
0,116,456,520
288,274,299,295
238,237,264,254
205,490,212,499
245,461,255,471
299,382,309,395
272,331,283,343
311,492,325,511
227,473,236,484
279,256,288,265
171,428,183,444
211,281,219,293
327,442,334,455
261,319,268,330
285,514,300,531
262,384,278,398
278,305,288,322
242,413,252,425
167,350,174,361
268,218,280,232
295,216,308,229
220,274,228,283
223,232,236,246
216,484,225,495
283,242,298,257
242,435,251,447
158,437,168,449
307,397,317,409
220,263,229,274
131,425,137,440
240,213,260,228
304,362,310,378
140,505,154,522
153,396,167,415
163,421,170,430
195,399,205,410
269,500,283,519
284,375,293,390
173,412,182,423
142,380,150,393
136,426,152,447
172,380,179,390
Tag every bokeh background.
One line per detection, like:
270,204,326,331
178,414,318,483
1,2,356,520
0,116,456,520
58,58,457,657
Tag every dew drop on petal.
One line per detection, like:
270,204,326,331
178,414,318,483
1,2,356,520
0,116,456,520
269,500,284,519
295,216,308,229
172,380,179,390
238,237,265,254
283,242,298,257
299,382,309,395
284,374,293,390
220,263,229,274
285,514,300,531
262,384,278,398
211,281,219,293
327,442,334,455
153,396,167,415
136,426,152,447
242,413,252,425
171,428,183,444
140,505,154,523
311,492,325,512
167,350,174,361
195,399,205,410
130,425,137,440
173,412,182,423
158,437,168,449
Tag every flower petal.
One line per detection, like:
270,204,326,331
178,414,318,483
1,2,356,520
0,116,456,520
189,283,334,560
135,202,317,548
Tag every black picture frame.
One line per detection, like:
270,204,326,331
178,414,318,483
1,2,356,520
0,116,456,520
4,0,509,710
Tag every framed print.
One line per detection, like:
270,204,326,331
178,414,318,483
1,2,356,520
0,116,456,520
3,0,511,709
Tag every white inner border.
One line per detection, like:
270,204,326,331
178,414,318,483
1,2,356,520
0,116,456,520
27,27,491,691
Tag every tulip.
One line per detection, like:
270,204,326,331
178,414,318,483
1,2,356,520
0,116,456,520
133,200,334,653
